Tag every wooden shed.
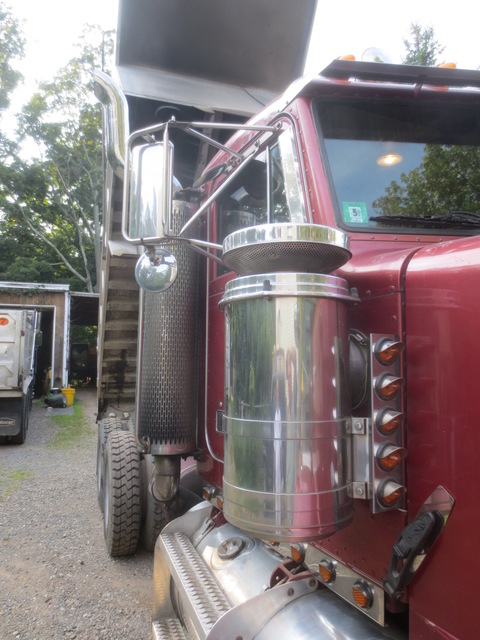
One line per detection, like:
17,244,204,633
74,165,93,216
0,282,98,394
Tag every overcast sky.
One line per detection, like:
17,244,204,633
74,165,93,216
9,0,118,101
7,0,480,107
306,1,480,71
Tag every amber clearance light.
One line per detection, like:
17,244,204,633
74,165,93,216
378,480,405,507
352,580,373,609
374,339,405,365
375,374,403,400
318,558,336,584
376,444,407,471
375,408,404,435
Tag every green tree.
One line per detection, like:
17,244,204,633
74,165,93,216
0,3,24,114
0,3,29,281
371,25,466,221
0,25,114,292
402,23,445,66
373,145,480,218
0,2,25,194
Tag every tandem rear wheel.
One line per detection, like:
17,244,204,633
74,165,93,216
11,390,31,445
103,429,142,557
96,417,126,512
98,421,202,557
98,424,171,557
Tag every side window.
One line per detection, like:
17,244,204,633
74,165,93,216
216,127,307,249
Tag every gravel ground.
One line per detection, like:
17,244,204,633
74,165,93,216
0,388,153,639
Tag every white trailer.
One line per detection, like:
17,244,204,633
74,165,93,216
0,308,41,444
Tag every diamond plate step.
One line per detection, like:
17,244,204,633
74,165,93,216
152,619,188,640
159,531,232,639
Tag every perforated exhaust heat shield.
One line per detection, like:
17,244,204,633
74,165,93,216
222,223,351,275
136,200,199,456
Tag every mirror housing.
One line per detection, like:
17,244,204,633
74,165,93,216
124,141,175,243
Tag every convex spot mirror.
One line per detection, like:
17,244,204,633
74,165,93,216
135,248,178,293
125,141,175,242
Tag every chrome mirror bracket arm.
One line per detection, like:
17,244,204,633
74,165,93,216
179,152,258,237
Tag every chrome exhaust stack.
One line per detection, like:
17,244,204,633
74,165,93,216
94,71,198,502
93,69,129,179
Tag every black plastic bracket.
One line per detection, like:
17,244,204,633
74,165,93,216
384,510,444,599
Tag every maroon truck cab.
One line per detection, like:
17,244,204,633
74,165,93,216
191,61,480,639
97,52,480,640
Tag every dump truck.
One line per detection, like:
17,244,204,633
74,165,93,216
94,1,480,638
0,307,41,444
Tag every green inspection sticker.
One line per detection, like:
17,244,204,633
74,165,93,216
343,202,368,224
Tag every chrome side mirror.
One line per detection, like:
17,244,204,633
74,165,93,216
124,141,174,243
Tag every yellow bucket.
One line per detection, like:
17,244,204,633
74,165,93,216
61,388,75,406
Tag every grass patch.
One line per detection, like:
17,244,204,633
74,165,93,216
0,468,33,500
48,399,94,449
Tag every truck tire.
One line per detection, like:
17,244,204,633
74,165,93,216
103,429,141,557
96,418,125,512
11,391,30,445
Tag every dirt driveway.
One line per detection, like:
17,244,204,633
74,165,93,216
0,388,153,639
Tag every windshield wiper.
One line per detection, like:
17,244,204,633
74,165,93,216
370,210,480,228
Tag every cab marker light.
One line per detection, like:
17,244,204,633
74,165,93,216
352,580,373,609
378,480,406,508
375,374,403,400
376,444,407,471
374,339,405,365
318,558,336,584
375,408,404,435
290,544,306,565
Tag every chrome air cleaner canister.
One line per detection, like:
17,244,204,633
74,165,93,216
219,272,356,542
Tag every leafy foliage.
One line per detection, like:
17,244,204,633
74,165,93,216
402,23,445,66
373,145,480,217
0,17,114,292
0,3,25,203
0,4,24,113
374,26,480,220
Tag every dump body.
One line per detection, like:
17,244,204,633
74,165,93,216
0,308,39,442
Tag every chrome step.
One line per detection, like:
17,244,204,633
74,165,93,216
152,619,188,640
158,531,232,639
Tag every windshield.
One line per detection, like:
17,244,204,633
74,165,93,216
316,97,480,232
